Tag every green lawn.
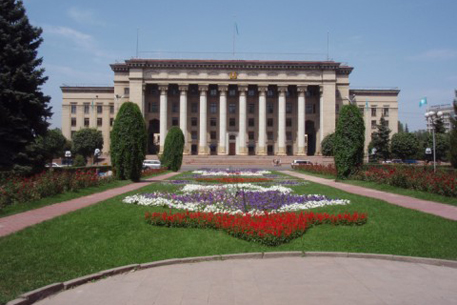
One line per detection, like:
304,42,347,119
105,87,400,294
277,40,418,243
294,169,457,206
1,178,456,303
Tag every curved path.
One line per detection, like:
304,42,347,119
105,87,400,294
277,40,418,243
33,255,457,305
284,171,457,221
0,172,179,237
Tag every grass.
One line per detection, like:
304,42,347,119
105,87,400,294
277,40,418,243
0,170,171,218
1,177,456,303
294,169,457,206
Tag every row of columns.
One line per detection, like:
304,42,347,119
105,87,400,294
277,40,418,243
156,84,314,156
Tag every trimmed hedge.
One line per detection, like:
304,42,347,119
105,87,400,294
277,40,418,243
161,127,185,171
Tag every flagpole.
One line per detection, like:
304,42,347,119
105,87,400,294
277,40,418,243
232,22,235,58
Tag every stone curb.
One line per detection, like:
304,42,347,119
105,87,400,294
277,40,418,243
9,252,457,305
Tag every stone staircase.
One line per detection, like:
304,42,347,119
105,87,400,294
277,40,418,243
176,155,334,166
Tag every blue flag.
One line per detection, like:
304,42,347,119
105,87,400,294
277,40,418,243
365,99,369,109
419,97,427,107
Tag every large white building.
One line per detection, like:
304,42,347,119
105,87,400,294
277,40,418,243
61,59,399,155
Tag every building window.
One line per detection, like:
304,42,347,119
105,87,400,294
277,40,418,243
210,89,218,96
248,132,255,140
110,118,114,126
383,107,389,117
71,117,76,127
84,118,89,127
170,87,178,96
267,103,274,114
267,89,274,97
191,103,198,113
229,118,236,127
371,120,377,129
286,132,292,141
248,118,255,127
248,103,255,114
84,103,89,114
286,103,293,114
267,118,274,127
248,88,256,97
286,118,292,127
172,103,179,113
210,117,217,127
191,117,198,127
110,104,114,114
191,132,197,140
124,88,130,96
371,107,377,117
97,105,103,114
71,104,77,114
172,117,179,126
151,102,158,113
210,131,217,140
229,103,236,114
97,118,102,126
267,132,274,140
229,88,237,97
306,104,314,114
210,103,217,114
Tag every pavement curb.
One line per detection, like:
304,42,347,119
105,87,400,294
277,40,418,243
8,251,457,305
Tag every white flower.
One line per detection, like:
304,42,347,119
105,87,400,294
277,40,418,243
192,170,271,176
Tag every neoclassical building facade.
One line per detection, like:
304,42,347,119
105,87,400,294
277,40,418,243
61,59,399,155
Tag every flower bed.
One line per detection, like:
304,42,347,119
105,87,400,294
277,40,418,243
141,168,168,177
195,177,272,183
124,184,350,215
294,164,337,176
192,169,271,176
145,210,367,246
0,169,115,210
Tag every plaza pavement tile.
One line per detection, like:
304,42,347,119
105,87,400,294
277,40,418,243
0,172,180,237
284,170,457,221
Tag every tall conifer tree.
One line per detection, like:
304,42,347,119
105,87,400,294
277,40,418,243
0,0,52,171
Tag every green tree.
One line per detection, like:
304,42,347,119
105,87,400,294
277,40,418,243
370,116,391,161
0,0,52,172
110,102,147,181
334,104,365,179
449,102,457,168
161,127,185,171
321,133,335,156
434,117,446,134
72,128,103,162
38,128,67,163
397,121,404,133
391,132,419,160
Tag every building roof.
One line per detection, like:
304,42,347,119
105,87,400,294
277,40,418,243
60,86,114,93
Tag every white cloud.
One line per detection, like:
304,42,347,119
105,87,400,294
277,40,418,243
408,49,457,61
67,7,107,27
43,25,116,59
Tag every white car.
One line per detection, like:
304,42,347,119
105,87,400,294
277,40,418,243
290,160,313,169
45,163,62,168
142,160,161,169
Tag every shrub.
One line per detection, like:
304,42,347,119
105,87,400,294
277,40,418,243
334,104,365,179
449,102,457,168
161,126,185,172
391,132,419,160
72,128,103,161
321,133,335,156
110,102,147,181
73,155,86,167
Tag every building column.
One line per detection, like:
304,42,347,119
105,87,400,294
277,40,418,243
238,85,248,155
277,86,287,156
257,86,268,155
179,85,189,155
297,86,307,155
102,104,110,154
159,85,168,154
218,85,228,155
319,86,324,144
198,85,209,155
318,84,336,155
89,97,98,128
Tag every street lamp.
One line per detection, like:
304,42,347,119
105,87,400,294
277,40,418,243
114,94,125,112
424,110,444,172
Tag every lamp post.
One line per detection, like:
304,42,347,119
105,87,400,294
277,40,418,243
424,110,444,172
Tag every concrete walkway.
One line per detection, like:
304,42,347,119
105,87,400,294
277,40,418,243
0,172,180,237
284,171,457,221
34,256,457,305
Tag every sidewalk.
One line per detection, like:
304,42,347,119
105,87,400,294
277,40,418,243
0,172,180,238
284,170,457,221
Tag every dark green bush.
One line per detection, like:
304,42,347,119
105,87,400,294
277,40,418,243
110,102,147,181
73,155,86,167
321,133,335,156
334,104,365,179
391,132,419,160
71,128,103,160
161,127,185,171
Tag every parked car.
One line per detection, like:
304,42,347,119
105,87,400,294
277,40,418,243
45,163,62,168
142,160,161,169
291,159,313,169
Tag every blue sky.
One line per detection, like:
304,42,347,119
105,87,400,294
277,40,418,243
23,0,457,131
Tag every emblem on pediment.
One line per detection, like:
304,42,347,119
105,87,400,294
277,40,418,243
229,72,237,79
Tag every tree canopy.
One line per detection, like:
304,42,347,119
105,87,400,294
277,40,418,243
72,128,103,161
0,0,52,171
370,116,391,161
161,127,185,171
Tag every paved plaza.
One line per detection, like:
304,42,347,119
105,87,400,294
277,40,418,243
34,256,457,305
